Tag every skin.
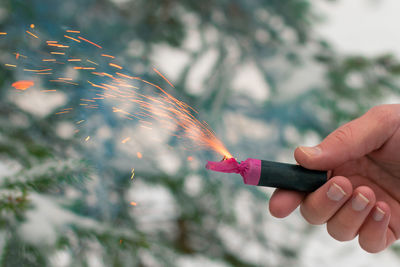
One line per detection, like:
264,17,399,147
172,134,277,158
269,104,400,253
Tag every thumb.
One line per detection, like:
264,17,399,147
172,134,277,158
295,105,400,170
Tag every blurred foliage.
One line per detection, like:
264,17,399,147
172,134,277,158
0,0,400,266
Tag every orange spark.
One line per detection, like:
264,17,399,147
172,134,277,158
140,125,152,130
91,72,104,77
78,36,102,48
47,43,69,48
64,35,81,42
121,137,130,144
101,83,117,90
30,24,35,29
153,67,175,88
66,30,80,33
85,136,90,142
24,68,52,72
55,111,70,115
130,201,137,206
49,80,79,85
86,59,98,65
68,59,82,62
116,72,140,80
102,72,115,79
187,156,194,161
42,59,56,62
109,63,123,69
74,67,96,70
50,52,65,55
80,99,95,102
136,152,142,159
87,80,108,90
13,53,26,59
35,72,52,75
0,32,7,35
101,54,115,59
12,80,34,90
76,120,85,124
41,89,57,93
26,30,39,39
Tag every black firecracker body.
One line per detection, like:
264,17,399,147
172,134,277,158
258,160,327,192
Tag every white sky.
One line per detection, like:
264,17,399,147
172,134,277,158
316,0,400,56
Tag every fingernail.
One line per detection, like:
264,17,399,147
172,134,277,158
299,146,321,157
352,193,370,211
373,207,385,222
327,183,346,201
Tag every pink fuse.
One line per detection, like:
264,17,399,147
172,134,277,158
206,157,327,192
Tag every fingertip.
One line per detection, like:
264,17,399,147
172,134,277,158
358,201,391,253
294,146,316,169
269,189,305,218
294,145,327,170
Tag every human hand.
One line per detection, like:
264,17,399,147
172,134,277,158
269,104,400,253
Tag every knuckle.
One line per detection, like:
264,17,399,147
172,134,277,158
332,124,353,145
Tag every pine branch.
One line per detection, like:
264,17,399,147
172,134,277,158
0,159,90,192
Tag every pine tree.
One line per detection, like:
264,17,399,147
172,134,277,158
0,0,399,266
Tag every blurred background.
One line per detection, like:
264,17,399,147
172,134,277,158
0,0,400,266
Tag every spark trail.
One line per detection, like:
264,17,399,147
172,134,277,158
1,25,232,159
